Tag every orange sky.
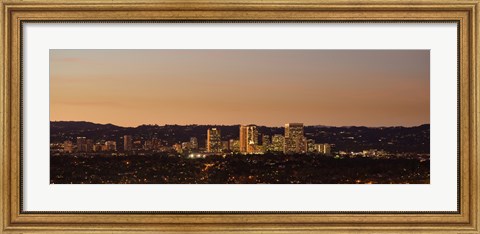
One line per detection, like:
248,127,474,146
50,50,430,127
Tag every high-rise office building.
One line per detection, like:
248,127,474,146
262,134,271,152
316,143,332,155
190,137,198,149
63,140,73,153
324,144,331,155
86,139,94,152
306,138,316,153
76,137,87,152
105,140,117,151
271,134,285,152
207,128,222,153
239,125,248,152
229,139,240,152
262,134,271,145
284,123,305,154
124,135,133,151
144,140,153,151
239,125,259,153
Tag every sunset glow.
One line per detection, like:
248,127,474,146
50,49,429,127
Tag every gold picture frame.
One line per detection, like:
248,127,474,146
1,0,478,233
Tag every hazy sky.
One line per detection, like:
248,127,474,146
50,49,429,127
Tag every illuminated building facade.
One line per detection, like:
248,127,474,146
181,142,191,151
284,123,305,154
63,140,73,153
207,128,222,153
262,134,271,152
239,125,259,153
86,139,94,152
306,139,316,153
105,141,117,151
143,140,152,151
124,135,132,151
173,143,183,153
229,139,240,152
271,134,284,152
190,137,198,149
76,137,87,152
316,143,332,155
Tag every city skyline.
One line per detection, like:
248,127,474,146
50,120,430,184
57,122,334,156
50,49,430,127
51,120,430,157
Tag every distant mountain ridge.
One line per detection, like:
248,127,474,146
51,120,121,128
51,121,429,130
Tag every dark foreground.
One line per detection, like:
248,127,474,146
50,154,430,184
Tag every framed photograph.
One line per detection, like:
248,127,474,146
1,0,479,233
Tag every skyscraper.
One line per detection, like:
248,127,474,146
86,139,94,152
190,137,198,149
316,143,332,155
284,123,305,154
229,139,240,152
207,128,222,153
262,134,271,152
63,140,73,153
271,134,285,152
144,140,153,151
239,125,247,152
124,135,132,151
239,125,259,153
76,137,87,152
262,134,271,145
306,138,316,153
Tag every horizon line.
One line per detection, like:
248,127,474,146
50,120,430,129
